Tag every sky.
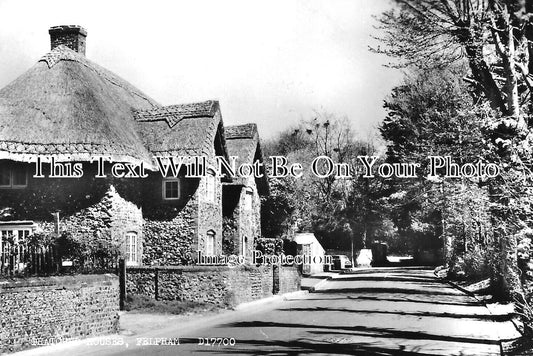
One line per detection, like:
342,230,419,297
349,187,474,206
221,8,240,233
0,0,402,140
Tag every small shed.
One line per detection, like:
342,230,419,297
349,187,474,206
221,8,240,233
293,233,326,275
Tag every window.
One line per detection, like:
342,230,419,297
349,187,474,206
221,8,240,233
244,189,253,211
0,222,35,271
125,232,138,266
162,179,180,200
206,170,216,202
0,163,27,189
242,235,247,257
0,225,32,244
206,230,215,256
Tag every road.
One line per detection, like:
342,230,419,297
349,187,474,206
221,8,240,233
16,268,519,356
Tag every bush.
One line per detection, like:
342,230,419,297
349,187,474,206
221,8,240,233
255,237,283,255
54,232,121,272
452,246,491,281
283,239,297,256
222,217,237,255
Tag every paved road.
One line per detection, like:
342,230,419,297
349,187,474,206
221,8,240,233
17,268,519,356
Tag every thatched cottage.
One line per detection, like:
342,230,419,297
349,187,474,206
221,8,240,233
222,124,268,258
0,25,231,266
135,101,229,265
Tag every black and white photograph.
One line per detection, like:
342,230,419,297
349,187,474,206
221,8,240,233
0,0,532,355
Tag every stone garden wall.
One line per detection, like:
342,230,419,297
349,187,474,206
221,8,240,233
126,265,300,307
279,265,301,294
0,274,119,354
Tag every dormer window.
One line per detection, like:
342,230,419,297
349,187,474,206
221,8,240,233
162,179,180,200
0,163,27,189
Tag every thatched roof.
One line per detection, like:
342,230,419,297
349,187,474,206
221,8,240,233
225,124,259,167
134,100,229,159
225,123,257,140
0,31,232,172
224,123,269,195
0,45,158,165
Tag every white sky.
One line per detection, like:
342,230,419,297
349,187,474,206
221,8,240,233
0,0,402,139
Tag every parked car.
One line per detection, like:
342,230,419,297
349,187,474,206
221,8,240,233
331,255,352,270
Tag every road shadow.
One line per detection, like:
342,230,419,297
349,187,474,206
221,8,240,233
217,321,500,345
312,287,464,296
187,337,440,355
347,295,481,306
189,320,500,355
295,296,479,306
276,306,513,322
335,275,441,283
342,267,434,274
177,269,498,355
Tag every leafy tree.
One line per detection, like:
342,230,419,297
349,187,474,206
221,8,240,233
376,0,533,312
260,175,298,239
263,114,391,263
380,64,493,271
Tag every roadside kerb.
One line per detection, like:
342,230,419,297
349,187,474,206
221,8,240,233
434,270,527,354
308,276,333,293
308,268,383,292
234,290,309,310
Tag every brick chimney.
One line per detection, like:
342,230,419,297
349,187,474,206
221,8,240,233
49,25,87,55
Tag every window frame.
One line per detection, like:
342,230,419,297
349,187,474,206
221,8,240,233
0,226,33,244
205,169,216,203
125,231,138,266
205,230,215,256
243,188,253,211
0,164,28,189
0,221,35,265
241,235,247,257
162,178,180,201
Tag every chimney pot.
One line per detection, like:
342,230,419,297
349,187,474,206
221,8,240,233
49,25,87,55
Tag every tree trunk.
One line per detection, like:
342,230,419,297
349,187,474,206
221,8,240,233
501,232,523,297
488,181,524,300
463,37,506,113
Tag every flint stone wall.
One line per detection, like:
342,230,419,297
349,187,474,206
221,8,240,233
0,274,119,354
236,185,261,257
0,161,144,264
35,185,144,264
222,178,262,257
126,265,300,307
279,265,301,294
57,186,142,256
142,167,223,266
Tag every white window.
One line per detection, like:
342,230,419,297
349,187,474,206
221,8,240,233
244,189,253,211
0,225,32,244
206,230,215,256
0,164,27,189
162,179,180,200
206,171,216,202
242,235,247,257
125,232,138,266
0,222,34,271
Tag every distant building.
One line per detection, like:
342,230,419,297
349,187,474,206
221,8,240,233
294,233,326,275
